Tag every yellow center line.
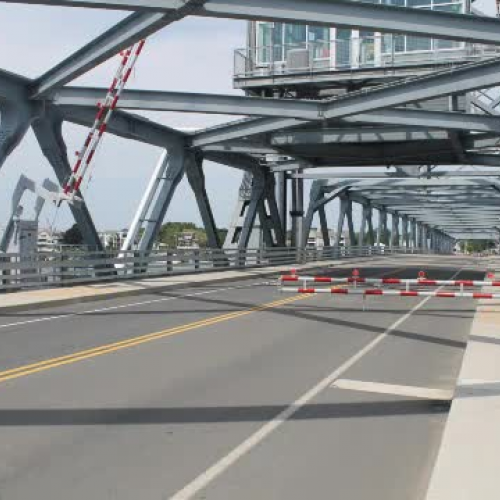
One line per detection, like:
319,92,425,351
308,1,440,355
0,294,311,384
0,265,408,385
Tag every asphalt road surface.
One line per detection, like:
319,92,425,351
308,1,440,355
0,256,484,499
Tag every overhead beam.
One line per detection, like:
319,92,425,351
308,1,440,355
59,105,186,148
322,58,500,120
293,170,500,179
342,109,500,134
48,89,500,138
272,127,450,145
31,0,206,97
45,87,322,119
192,57,500,146
5,0,500,45
0,69,30,101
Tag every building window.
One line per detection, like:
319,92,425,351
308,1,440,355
309,26,330,59
336,29,352,68
256,22,330,64
255,0,465,66
256,22,284,63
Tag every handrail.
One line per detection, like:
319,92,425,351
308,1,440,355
234,37,500,81
0,246,432,293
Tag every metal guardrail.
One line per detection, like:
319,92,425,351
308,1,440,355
0,246,429,293
234,38,500,81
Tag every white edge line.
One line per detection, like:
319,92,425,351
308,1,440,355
0,261,408,331
0,281,272,331
170,268,463,500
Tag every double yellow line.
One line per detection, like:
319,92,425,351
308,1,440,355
0,294,309,385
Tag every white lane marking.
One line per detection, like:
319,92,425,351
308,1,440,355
459,379,500,391
332,379,453,401
0,281,272,331
170,268,463,500
0,261,406,331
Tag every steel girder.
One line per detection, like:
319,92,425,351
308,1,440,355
191,57,500,146
5,0,500,45
31,0,207,97
60,105,186,148
45,87,323,120
312,177,500,237
292,170,500,179
44,88,500,137
271,126,495,146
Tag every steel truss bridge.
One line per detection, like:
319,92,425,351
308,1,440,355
2,0,500,253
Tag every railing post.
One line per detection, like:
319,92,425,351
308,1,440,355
238,249,246,268
194,249,200,271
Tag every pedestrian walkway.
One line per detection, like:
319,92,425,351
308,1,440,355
0,258,360,313
426,269,500,500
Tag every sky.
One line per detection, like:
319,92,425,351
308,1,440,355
0,4,252,232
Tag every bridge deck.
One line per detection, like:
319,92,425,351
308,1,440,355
0,257,485,499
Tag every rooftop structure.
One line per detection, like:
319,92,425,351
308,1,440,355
234,0,500,97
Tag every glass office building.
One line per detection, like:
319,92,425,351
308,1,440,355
233,0,500,91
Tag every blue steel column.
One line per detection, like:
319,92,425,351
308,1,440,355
411,219,418,249
346,199,356,246
0,101,31,171
335,196,348,247
276,171,288,243
359,204,367,247
138,143,186,252
291,174,304,248
263,171,286,247
32,108,103,250
402,216,410,248
391,213,400,248
360,204,374,246
377,209,387,247
318,205,331,247
185,152,221,249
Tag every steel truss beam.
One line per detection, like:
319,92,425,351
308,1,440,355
31,108,103,250
5,0,500,45
293,170,500,179
46,87,322,120
60,105,185,148
46,88,500,137
192,57,500,147
31,0,207,97
313,177,500,238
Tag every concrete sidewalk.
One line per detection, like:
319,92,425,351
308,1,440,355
426,269,500,500
0,258,365,313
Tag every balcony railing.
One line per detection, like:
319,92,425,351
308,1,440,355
234,36,500,81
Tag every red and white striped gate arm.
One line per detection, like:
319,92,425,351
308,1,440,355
63,40,146,199
280,276,500,287
280,287,500,299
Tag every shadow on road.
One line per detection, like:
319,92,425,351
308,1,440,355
0,400,449,426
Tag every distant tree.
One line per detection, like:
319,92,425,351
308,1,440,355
158,222,197,247
218,228,228,244
465,240,495,254
61,224,83,246
156,222,229,248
